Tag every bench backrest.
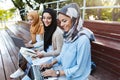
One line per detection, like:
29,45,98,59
83,20,120,42
83,20,120,77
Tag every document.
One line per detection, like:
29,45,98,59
20,47,37,57
20,47,53,65
32,57,53,65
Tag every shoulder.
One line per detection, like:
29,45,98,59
77,35,90,44
53,27,63,36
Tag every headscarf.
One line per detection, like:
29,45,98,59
27,11,44,44
42,8,57,52
58,3,95,43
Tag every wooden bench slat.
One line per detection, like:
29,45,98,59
94,31,120,41
84,21,120,34
84,20,120,77
92,50,120,66
92,66,119,80
87,26,120,34
0,31,20,80
1,30,19,68
92,56,120,76
94,36,120,50
0,53,6,80
92,43,120,59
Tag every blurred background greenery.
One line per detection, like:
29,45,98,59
0,0,120,29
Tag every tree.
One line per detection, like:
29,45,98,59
11,0,26,20
11,0,69,20
0,8,16,21
0,8,16,29
11,0,53,20
25,0,46,10
112,0,120,21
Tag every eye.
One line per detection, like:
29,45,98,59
42,16,45,19
42,16,52,20
28,19,33,21
47,17,52,20
62,19,67,23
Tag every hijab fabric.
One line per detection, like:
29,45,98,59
42,8,57,52
58,3,95,43
27,11,44,44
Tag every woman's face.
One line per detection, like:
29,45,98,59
58,13,72,32
42,13,52,27
27,16,34,25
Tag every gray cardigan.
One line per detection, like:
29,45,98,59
41,27,63,57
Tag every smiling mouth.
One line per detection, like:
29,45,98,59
59,26,64,29
63,26,66,29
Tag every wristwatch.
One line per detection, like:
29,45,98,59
56,70,60,77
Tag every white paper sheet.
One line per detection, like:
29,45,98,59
32,57,53,65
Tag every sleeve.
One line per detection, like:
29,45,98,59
43,32,63,57
33,34,44,48
28,40,32,43
33,41,43,48
55,53,62,64
64,36,91,78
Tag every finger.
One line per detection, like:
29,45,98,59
40,64,45,70
32,55,38,58
34,49,38,52
42,71,49,76
36,50,40,53
42,72,46,77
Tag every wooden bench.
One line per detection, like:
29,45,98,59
83,20,120,79
0,20,119,80
7,21,31,43
0,21,31,80
0,30,20,80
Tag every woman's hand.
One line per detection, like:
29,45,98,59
42,69,57,77
36,51,44,58
25,43,33,48
40,63,53,70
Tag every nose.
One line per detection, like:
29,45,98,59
60,22,64,27
44,18,48,22
44,19,47,21
59,22,64,29
28,21,31,24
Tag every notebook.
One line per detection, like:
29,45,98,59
28,65,44,80
29,65,58,80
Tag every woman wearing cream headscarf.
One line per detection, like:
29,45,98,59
25,11,44,48
40,3,95,80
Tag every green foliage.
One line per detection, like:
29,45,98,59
11,0,26,20
10,0,120,21
0,8,16,21
12,0,25,9
34,0,46,4
67,0,83,6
